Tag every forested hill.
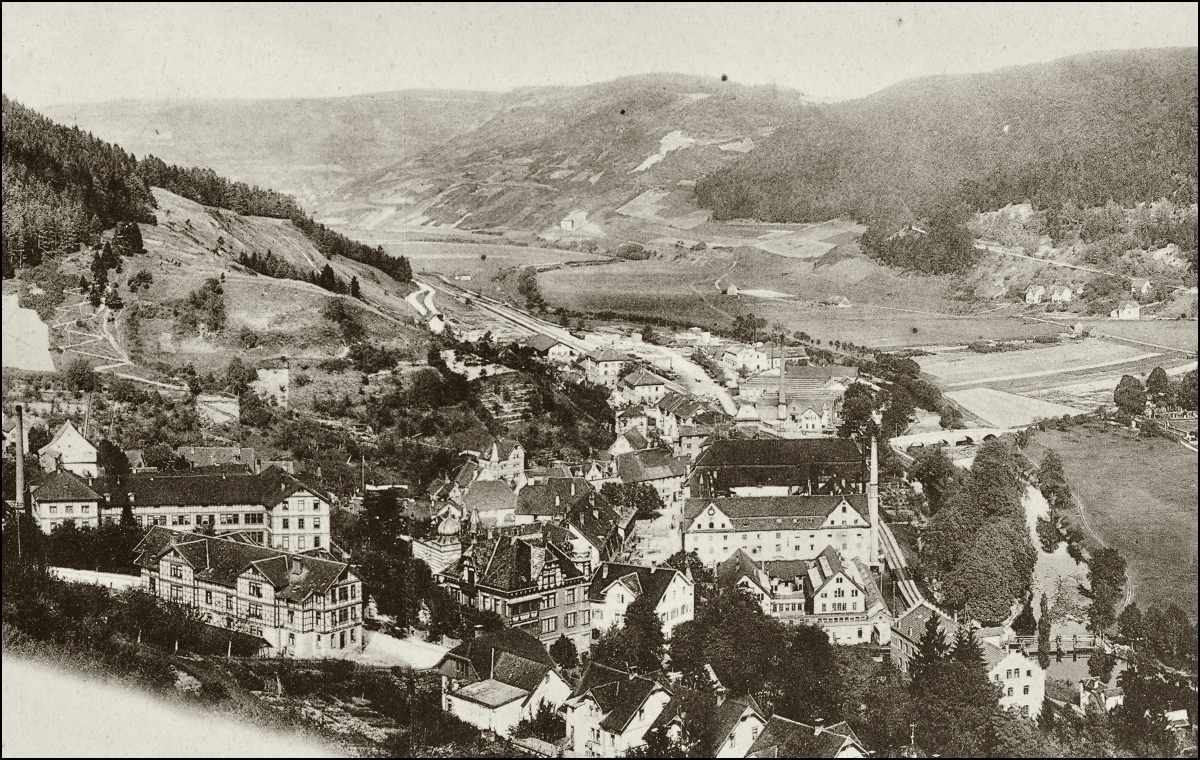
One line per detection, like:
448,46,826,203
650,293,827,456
695,48,1199,226
2,95,410,282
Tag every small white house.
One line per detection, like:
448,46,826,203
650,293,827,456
588,563,694,640
1131,279,1153,299
1025,285,1046,304
38,420,98,477
1110,301,1140,320
1050,285,1073,303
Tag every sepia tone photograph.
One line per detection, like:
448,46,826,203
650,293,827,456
1,2,1197,757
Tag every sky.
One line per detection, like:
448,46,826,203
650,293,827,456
2,2,1197,108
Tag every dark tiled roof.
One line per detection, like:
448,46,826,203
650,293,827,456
616,429,649,452
622,368,666,388
658,392,724,422
132,526,348,601
747,715,862,758
895,601,1009,670
441,531,583,594
684,494,869,530
563,492,620,551
442,628,554,691
571,663,666,732
587,346,631,363
516,477,592,516
463,480,517,513
694,439,862,469
31,470,101,503
588,563,683,606
615,448,688,483
616,406,647,419
454,461,481,488
175,446,256,468
525,333,564,353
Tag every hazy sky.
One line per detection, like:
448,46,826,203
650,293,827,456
3,2,1197,108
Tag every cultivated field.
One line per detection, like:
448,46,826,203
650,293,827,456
1026,424,1199,619
373,240,603,282
917,339,1155,387
946,387,1085,428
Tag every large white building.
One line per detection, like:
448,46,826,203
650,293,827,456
37,420,98,478
133,527,363,658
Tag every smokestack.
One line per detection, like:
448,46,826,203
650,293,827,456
869,433,880,570
15,405,27,516
570,480,576,497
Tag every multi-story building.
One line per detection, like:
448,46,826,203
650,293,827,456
87,466,331,549
619,369,668,406
585,347,631,389
133,526,363,657
615,448,689,506
462,436,525,483
29,469,103,531
37,420,98,477
564,664,674,757
653,391,724,446
891,601,1044,718
438,527,593,652
525,333,579,364
746,715,868,758
588,562,694,640
683,494,877,568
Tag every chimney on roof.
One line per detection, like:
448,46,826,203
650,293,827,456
290,557,302,575
814,719,824,736
14,405,26,517
570,480,576,496
555,495,561,508
602,564,609,579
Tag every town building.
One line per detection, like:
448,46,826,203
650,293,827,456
674,424,714,462
653,391,725,445
37,420,98,477
610,428,650,457
684,493,877,569
564,663,673,757
437,527,593,652
746,715,868,758
512,477,630,566
462,436,525,483
133,527,363,658
1079,676,1124,713
652,691,766,758
462,479,519,527
78,466,331,549
619,368,669,406
615,406,649,438
1025,285,1046,304
412,515,465,573
1131,278,1153,298
30,469,103,532
689,438,865,498
891,601,1044,717
176,445,258,472
586,347,631,388
436,628,571,738
1110,301,1140,320
615,448,690,506
525,333,579,363
718,344,771,375
588,562,694,640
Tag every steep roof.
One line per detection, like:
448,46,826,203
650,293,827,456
658,391,722,422
525,333,564,353
31,470,102,503
693,438,862,469
895,601,1012,672
615,448,688,483
563,491,620,551
684,494,870,531
747,715,863,758
516,477,593,517
175,446,256,468
132,526,348,601
570,663,666,733
616,428,649,452
716,549,769,593
40,420,95,456
102,466,326,509
462,480,518,513
588,563,684,606
441,531,583,594
442,627,554,692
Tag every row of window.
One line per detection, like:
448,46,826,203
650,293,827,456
273,535,321,550
280,500,323,512
540,609,591,634
539,588,582,609
46,504,90,515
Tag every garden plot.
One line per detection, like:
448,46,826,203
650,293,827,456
946,388,1085,428
917,339,1155,388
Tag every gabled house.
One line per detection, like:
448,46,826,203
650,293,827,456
801,546,890,644
746,715,868,758
437,527,592,651
891,601,1043,717
589,562,694,640
616,406,650,438
564,663,674,757
1079,676,1124,713
620,369,669,406
462,479,519,527
719,344,771,374
654,391,724,444
651,691,766,758
610,428,650,456
133,526,362,657
462,436,525,483
436,628,572,738
1110,301,1140,320
1025,285,1046,304
1131,278,1153,299
525,333,579,364
1050,285,1073,303
38,420,98,477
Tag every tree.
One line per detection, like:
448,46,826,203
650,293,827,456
837,383,879,439
912,447,963,515
1088,648,1116,682
549,634,578,670
349,276,362,300
1113,374,1146,417
1145,366,1170,400
600,482,664,521
1177,369,1198,411
65,358,99,392
26,425,52,456
511,700,566,743
1117,601,1143,642
96,439,130,476
1011,599,1037,636
665,550,714,587
622,594,666,672
911,610,951,692
1037,593,1052,670
950,624,984,669
1086,547,1126,633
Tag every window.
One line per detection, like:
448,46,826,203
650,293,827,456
1006,669,1012,679
288,633,295,646
298,518,305,530
582,610,591,625
751,727,759,741
1026,669,1032,677
81,505,91,514
542,592,557,609
1023,685,1030,695
566,589,575,604
313,517,321,529
339,586,349,602
282,518,290,529
170,564,183,579
313,536,321,548
249,582,263,598
65,505,74,515
350,628,356,643
149,577,156,593
249,604,262,619
226,595,234,610
1007,687,1014,697
821,603,826,612
283,537,289,549
858,628,864,639
565,612,578,628
205,590,213,605
297,500,305,511
220,513,240,525
288,610,295,624
298,537,306,550
245,513,264,525
172,514,189,526
350,585,356,599
171,585,182,602
540,617,558,634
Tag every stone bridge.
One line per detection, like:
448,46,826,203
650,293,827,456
890,428,1017,452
